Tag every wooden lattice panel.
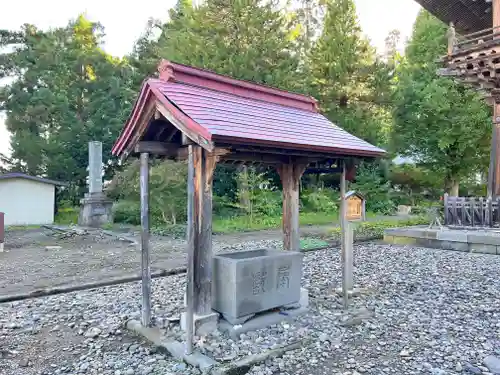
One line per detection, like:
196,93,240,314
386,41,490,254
443,43,500,90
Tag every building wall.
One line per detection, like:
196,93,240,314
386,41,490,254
0,179,55,226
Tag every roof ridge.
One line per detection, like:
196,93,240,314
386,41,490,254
157,60,318,112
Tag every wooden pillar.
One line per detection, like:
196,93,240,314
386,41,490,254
494,0,500,30
191,145,217,316
277,162,308,251
140,152,151,327
488,92,500,197
339,160,351,308
185,146,195,354
447,22,456,56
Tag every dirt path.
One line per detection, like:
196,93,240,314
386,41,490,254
0,216,400,298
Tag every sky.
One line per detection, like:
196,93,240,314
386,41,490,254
0,0,421,157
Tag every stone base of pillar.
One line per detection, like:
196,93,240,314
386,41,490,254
180,311,219,336
78,193,113,228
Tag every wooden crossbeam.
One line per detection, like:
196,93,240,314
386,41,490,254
134,141,179,156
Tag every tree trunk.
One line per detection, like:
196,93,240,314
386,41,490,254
449,179,459,197
238,165,250,214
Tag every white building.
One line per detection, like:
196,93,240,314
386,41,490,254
0,173,66,226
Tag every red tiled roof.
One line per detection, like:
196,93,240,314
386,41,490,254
112,61,385,158
156,81,383,155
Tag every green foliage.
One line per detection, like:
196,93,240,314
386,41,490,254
392,10,491,195
300,237,329,250
54,207,79,225
0,16,136,202
351,163,396,214
108,159,188,225
212,211,342,234
328,216,428,240
300,188,338,213
234,166,282,220
389,163,442,205
132,0,302,91
150,224,187,239
113,200,141,225
306,0,392,146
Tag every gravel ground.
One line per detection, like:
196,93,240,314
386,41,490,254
2,243,500,375
0,227,285,296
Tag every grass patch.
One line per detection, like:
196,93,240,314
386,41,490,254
5,224,41,231
300,237,330,250
328,216,428,241
55,207,79,225
212,211,379,234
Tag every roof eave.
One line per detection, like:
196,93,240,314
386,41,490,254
211,135,385,159
112,79,214,158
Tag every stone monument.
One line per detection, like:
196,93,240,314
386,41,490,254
78,141,113,227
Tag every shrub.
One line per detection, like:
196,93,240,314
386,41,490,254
55,207,79,224
351,163,397,215
253,190,282,217
113,200,141,225
300,188,338,213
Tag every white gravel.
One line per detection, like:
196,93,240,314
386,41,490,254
2,243,500,375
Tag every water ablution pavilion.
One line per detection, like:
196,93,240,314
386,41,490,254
386,0,500,252
111,60,384,365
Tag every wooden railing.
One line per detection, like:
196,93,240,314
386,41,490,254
444,194,500,227
447,23,500,56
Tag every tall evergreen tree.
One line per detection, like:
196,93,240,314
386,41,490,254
392,10,491,196
306,0,391,146
131,0,302,91
0,16,136,200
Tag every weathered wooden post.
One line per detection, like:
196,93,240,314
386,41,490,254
140,152,151,327
447,22,456,56
339,161,350,308
182,145,219,335
185,145,195,354
278,162,308,251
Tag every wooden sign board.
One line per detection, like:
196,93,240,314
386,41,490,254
345,191,365,221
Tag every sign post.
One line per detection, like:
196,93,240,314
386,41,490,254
340,182,366,308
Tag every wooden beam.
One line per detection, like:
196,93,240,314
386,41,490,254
233,145,337,159
220,152,286,164
165,127,179,142
135,141,179,156
140,152,151,327
156,102,214,152
177,147,230,161
277,162,308,251
303,167,343,175
123,99,157,159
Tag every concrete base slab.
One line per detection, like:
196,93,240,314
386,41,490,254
470,243,497,254
181,311,219,336
126,319,217,371
384,226,500,255
218,306,308,340
221,313,255,325
218,288,309,340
